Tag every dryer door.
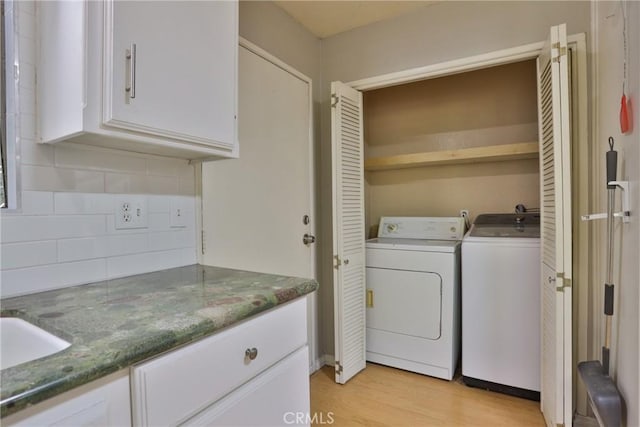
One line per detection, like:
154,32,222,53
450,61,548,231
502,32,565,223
366,268,442,340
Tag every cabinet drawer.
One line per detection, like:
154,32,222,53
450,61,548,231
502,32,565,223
131,299,307,426
183,346,310,426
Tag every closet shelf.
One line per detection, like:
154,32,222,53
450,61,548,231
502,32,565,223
364,142,539,171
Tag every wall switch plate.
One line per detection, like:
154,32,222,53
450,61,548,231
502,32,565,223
170,198,188,228
115,196,148,229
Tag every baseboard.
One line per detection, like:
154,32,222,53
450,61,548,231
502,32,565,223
322,354,335,366
309,356,324,374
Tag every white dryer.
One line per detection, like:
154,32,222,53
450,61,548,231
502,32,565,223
365,216,465,380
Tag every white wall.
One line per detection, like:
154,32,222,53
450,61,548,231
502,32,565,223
592,2,639,425
318,0,592,358
239,1,322,96
0,3,197,298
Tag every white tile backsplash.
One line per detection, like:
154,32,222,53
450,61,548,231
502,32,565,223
57,237,109,262
17,6,36,40
146,157,195,178
1,241,58,270
18,35,36,66
1,215,107,243
19,1,35,16
0,5,199,298
148,230,196,251
21,140,55,166
21,191,54,215
178,175,197,196
147,195,171,213
22,165,105,192
105,233,150,257
19,113,36,138
105,173,180,195
18,88,36,114
1,259,108,297
106,248,195,279
57,233,149,262
147,213,172,231
18,63,36,89
55,145,147,173
2,193,198,297
54,193,114,214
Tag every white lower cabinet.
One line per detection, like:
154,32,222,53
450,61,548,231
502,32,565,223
131,299,309,426
2,370,131,427
2,299,310,427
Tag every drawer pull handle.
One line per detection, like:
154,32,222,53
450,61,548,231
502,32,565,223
245,347,258,361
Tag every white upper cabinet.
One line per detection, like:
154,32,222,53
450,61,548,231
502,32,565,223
38,1,238,160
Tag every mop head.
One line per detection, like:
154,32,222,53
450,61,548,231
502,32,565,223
577,361,622,427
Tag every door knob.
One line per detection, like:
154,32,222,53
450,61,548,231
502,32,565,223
303,234,316,245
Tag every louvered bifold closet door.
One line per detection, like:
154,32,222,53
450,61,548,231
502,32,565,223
537,24,573,427
331,81,366,384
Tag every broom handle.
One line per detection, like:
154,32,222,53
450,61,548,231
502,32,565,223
603,138,617,375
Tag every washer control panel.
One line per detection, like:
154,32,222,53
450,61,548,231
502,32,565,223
378,216,466,240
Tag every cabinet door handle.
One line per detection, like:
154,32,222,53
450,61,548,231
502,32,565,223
245,347,258,361
126,43,137,99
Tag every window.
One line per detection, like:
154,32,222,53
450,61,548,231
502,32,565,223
1,0,7,207
1,0,17,210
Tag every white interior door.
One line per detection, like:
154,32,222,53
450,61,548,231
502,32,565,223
201,42,316,364
331,81,366,384
537,23,573,427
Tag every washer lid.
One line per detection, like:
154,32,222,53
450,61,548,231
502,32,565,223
470,213,540,238
366,237,460,253
468,225,540,238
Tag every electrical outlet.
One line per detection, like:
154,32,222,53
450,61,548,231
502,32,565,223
170,198,188,228
115,196,148,229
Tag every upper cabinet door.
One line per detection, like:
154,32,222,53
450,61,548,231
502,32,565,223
37,0,238,159
105,1,237,150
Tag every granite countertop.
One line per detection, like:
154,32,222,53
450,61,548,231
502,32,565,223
0,264,318,417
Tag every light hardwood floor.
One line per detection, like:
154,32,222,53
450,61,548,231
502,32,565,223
310,363,545,426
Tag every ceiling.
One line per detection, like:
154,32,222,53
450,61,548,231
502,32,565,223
273,1,439,39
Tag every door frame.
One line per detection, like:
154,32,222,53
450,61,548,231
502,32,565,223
196,37,319,372
344,35,589,419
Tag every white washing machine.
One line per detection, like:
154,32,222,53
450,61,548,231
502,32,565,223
462,213,540,400
365,216,465,380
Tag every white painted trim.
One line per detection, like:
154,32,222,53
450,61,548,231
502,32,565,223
589,1,604,371
238,37,320,371
567,32,591,418
2,0,21,211
309,356,324,374
239,38,312,85
195,162,204,265
348,41,545,91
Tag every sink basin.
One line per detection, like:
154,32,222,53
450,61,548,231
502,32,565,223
0,318,71,370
